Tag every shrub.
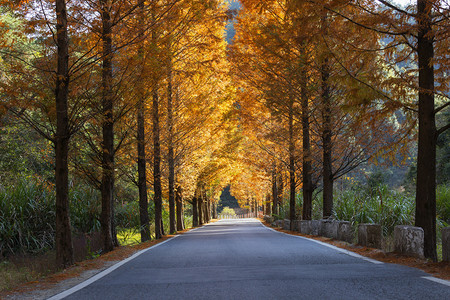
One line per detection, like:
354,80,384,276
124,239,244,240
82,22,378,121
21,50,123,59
115,200,155,230
219,206,236,218
436,184,450,225
69,185,101,234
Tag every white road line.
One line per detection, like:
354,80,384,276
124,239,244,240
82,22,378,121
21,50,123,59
259,220,383,265
47,224,209,300
422,276,450,287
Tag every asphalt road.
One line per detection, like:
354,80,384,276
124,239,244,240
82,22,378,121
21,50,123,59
49,219,450,300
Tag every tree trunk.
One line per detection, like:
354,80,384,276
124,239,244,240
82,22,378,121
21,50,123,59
301,48,312,221
136,0,150,243
212,202,217,219
137,92,150,242
137,97,150,242
153,88,163,239
288,102,296,228
272,167,278,216
277,171,284,214
265,194,271,216
206,198,211,222
198,192,204,225
100,0,115,252
167,61,176,234
321,56,333,219
176,186,184,231
415,0,437,261
55,0,73,268
192,196,198,227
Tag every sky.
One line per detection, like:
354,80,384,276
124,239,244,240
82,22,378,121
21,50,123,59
392,0,413,6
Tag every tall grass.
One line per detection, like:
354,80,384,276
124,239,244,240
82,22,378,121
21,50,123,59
0,179,55,256
333,185,415,236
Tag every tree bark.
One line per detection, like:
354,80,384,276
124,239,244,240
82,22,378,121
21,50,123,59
272,167,278,216
176,186,184,231
55,0,74,268
153,88,163,239
212,202,217,219
265,194,271,216
137,92,150,242
300,48,312,221
415,0,437,261
272,167,278,215
136,0,150,243
198,191,204,226
167,61,176,234
192,196,199,227
277,171,284,214
100,0,115,252
288,102,296,228
321,57,333,219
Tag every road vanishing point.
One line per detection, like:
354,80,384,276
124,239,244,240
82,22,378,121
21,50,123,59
49,219,450,299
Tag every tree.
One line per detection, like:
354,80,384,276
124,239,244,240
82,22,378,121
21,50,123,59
136,0,151,242
54,0,74,268
310,0,450,260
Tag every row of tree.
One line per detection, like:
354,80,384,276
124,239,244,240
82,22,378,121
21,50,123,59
0,0,241,268
229,0,449,261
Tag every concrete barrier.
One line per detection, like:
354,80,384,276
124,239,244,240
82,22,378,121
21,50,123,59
275,220,283,228
300,220,311,234
443,227,450,262
283,219,291,230
393,225,424,258
292,220,301,232
358,224,382,249
310,220,321,236
320,219,338,239
337,221,353,243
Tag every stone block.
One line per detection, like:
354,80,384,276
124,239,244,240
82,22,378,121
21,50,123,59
300,220,311,235
283,219,291,230
443,227,450,262
337,221,353,243
358,224,382,249
310,220,322,236
320,219,338,239
275,220,283,228
292,220,301,232
394,225,424,258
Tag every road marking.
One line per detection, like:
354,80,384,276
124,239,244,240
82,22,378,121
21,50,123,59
260,221,383,265
47,224,209,300
422,276,450,287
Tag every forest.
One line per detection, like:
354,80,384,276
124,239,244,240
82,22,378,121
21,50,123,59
0,0,449,289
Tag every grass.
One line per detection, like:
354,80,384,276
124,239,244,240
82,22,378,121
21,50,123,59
117,229,141,246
